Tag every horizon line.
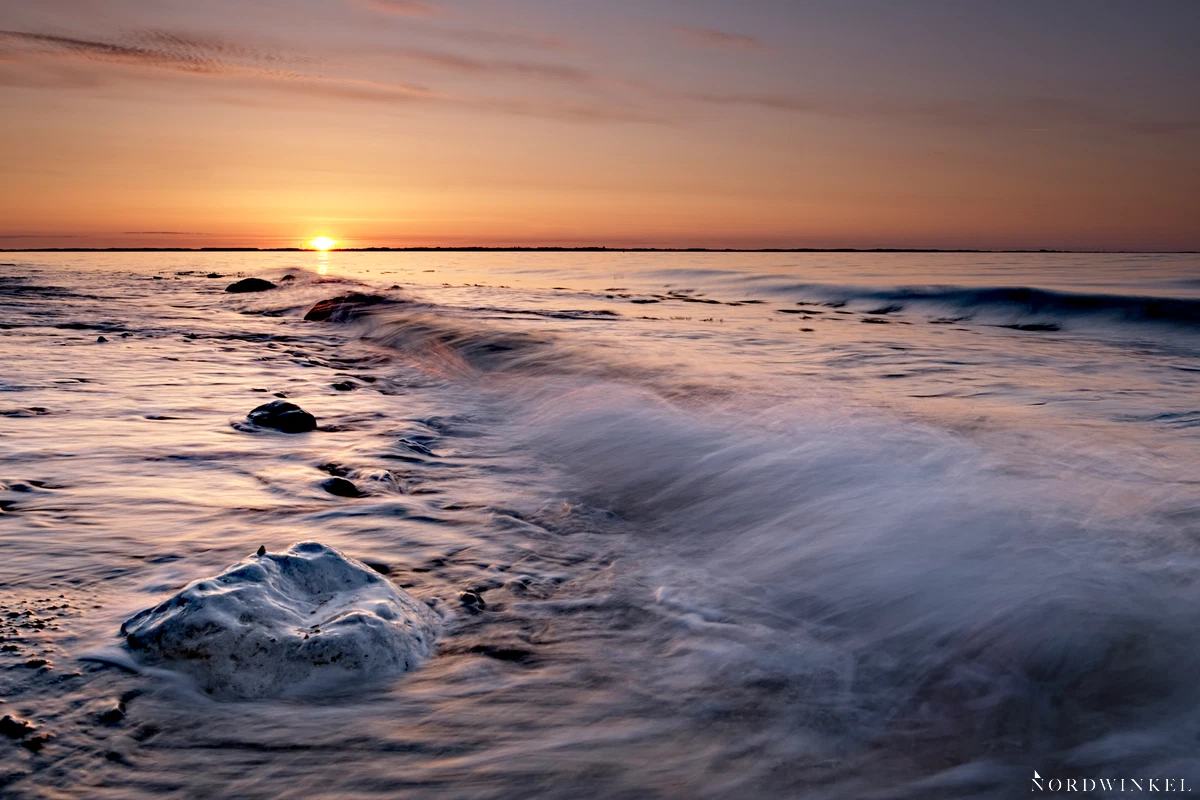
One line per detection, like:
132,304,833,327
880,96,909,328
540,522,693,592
2,246,1198,254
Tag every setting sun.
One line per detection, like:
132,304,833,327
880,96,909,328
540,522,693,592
306,235,338,251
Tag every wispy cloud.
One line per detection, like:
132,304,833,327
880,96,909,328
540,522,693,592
672,26,765,51
690,91,1200,135
354,0,443,17
0,28,657,123
0,29,319,78
0,233,80,239
387,48,592,83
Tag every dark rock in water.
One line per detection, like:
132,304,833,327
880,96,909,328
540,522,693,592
205,272,222,278
120,542,440,699
469,643,534,664
1,715,35,739
97,706,125,725
322,477,365,498
256,545,266,557
280,274,296,282
22,733,52,752
96,335,108,343
999,323,1060,332
247,400,316,433
458,590,486,609
365,561,391,575
319,461,351,477
304,293,389,322
331,381,358,391
225,277,277,293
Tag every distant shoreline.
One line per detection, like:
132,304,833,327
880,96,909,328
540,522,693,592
1,246,1196,254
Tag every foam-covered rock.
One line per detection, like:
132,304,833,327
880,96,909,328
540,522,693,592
121,542,439,698
247,400,317,433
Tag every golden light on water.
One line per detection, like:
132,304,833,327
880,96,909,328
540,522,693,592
307,235,338,251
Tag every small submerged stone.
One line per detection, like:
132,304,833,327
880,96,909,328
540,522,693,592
247,400,317,433
458,590,486,610
999,323,1061,332
97,705,125,725
321,477,365,498
1,715,35,739
121,542,440,699
22,733,52,752
225,277,277,293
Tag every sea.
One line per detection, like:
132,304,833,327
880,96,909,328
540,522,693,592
1,251,1198,798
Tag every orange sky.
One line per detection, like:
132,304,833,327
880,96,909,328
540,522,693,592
1,1,1198,250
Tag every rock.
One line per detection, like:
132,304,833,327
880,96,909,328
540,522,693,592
998,323,1061,332
121,542,440,699
304,294,389,323
322,477,365,498
97,706,125,724
280,274,296,282
331,381,358,391
22,733,52,752
256,545,266,557
225,278,277,293
205,272,223,278
0,715,35,738
96,335,108,343
246,400,316,433
458,590,486,610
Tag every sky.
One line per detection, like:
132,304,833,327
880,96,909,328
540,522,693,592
0,0,1197,250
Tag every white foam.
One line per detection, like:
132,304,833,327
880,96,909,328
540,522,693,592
121,542,439,699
